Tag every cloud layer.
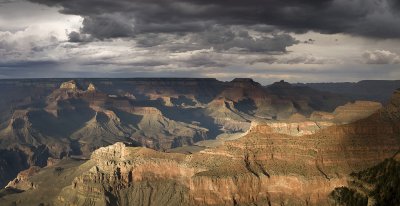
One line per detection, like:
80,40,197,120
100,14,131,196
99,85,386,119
0,0,399,82
30,0,400,39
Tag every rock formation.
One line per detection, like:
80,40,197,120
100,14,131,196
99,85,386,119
5,166,40,190
87,83,96,92
60,80,78,90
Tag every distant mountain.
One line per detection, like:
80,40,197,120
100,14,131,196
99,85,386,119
295,80,400,103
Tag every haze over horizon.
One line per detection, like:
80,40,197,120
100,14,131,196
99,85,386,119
1,0,400,84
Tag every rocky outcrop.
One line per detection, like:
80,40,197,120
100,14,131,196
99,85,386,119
60,80,79,90
6,166,40,190
310,111,335,121
132,107,209,149
70,110,134,156
133,107,163,115
230,78,261,88
206,97,251,132
87,83,96,92
382,88,400,120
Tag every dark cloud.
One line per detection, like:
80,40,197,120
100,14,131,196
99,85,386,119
30,0,400,39
80,14,135,39
192,26,299,53
131,26,299,53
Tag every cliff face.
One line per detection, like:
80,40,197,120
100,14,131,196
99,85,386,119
249,121,335,136
57,143,327,206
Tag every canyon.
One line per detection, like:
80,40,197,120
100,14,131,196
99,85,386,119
0,79,399,206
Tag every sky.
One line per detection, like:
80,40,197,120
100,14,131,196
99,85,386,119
0,0,400,84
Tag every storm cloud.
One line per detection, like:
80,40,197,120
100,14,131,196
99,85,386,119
29,0,400,39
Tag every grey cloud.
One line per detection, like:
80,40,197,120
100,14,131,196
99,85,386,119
68,31,94,42
129,25,300,54
247,54,338,65
192,26,300,53
181,52,227,68
362,50,400,64
280,55,337,64
82,59,168,67
134,33,170,47
247,56,278,65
